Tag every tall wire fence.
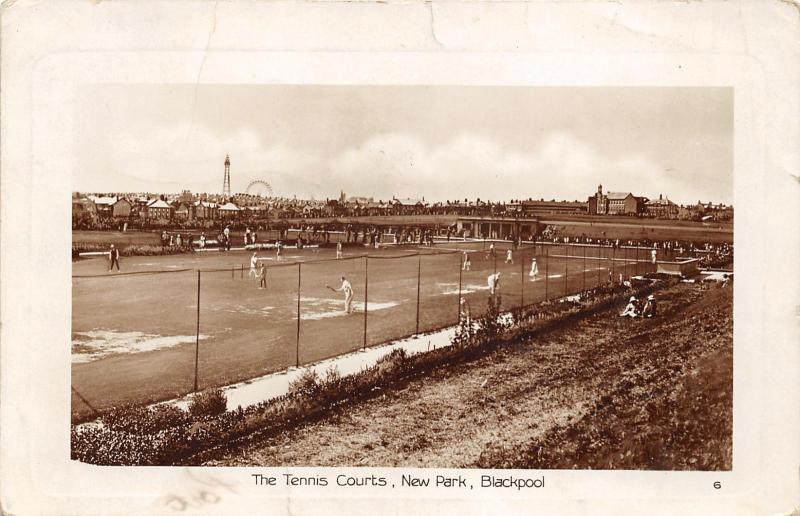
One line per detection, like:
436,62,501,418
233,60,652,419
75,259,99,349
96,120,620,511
71,241,659,421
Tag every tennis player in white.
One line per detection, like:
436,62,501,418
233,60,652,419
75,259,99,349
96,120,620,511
249,252,259,278
336,276,354,314
487,272,501,295
529,257,539,280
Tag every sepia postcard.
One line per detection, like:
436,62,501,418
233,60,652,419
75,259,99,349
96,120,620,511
1,1,798,515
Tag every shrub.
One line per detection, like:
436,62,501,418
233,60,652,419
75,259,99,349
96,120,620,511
99,404,191,435
188,389,227,418
452,311,477,348
288,368,321,398
372,348,412,381
475,294,505,345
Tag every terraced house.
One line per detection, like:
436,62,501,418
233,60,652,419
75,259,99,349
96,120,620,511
145,198,173,221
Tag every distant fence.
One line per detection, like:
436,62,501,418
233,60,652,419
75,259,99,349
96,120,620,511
71,242,660,421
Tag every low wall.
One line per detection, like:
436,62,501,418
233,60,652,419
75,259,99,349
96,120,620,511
657,258,700,277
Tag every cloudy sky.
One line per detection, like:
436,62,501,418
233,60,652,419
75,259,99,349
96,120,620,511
74,85,732,205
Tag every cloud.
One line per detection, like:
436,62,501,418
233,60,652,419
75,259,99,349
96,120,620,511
106,124,321,194
326,131,673,202
102,124,687,203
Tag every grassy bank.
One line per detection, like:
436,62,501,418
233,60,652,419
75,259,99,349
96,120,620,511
206,282,732,470
72,281,658,466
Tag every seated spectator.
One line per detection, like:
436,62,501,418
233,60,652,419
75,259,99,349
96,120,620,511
641,294,657,318
620,296,639,317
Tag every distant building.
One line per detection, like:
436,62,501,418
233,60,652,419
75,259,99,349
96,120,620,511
145,199,173,221
112,198,133,219
645,194,679,219
194,200,219,220
508,199,587,215
90,196,117,218
587,185,608,215
391,197,427,215
218,202,241,219
606,192,640,215
72,196,98,223
588,185,646,215
179,190,194,204
174,202,192,221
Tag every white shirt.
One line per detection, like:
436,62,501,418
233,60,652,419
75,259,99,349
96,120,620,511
340,280,353,296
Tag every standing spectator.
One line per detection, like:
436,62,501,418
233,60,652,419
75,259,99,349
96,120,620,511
336,241,343,259
200,232,206,249
259,263,268,289
176,234,182,248
109,244,120,272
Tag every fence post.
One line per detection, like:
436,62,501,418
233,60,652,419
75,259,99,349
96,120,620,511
240,263,243,279
582,245,586,292
612,246,616,282
520,248,524,308
363,256,368,350
231,265,234,279
597,245,602,286
457,254,463,323
415,254,421,334
545,246,549,301
194,270,201,392
295,262,301,368
564,244,569,297
635,243,640,276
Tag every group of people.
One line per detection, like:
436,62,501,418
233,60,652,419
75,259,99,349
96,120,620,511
619,294,658,318
160,230,193,251
461,249,540,280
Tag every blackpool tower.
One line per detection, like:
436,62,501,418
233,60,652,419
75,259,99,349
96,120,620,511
223,154,231,198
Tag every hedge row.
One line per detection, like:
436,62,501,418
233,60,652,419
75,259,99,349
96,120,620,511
71,280,665,466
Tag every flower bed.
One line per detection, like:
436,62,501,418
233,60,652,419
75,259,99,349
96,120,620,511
72,242,194,259
71,280,669,466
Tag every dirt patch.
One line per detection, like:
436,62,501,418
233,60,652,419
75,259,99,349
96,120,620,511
207,282,732,469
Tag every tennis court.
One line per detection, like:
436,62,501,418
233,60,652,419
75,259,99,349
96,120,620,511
71,241,652,421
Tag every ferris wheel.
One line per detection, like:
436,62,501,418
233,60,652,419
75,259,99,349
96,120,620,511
245,180,274,198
